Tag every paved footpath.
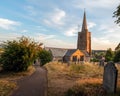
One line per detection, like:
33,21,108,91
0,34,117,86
10,66,47,96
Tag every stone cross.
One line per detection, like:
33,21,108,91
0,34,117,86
103,61,118,93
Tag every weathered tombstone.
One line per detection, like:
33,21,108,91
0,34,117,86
103,61,118,93
99,60,104,66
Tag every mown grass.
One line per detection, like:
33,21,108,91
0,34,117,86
45,62,120,96
0,65,35,96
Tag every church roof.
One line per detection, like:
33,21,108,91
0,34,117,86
81,50,89,57
65,49,77,56
45,47,67,57
45,47,90,57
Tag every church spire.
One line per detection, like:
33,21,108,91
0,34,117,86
81,10,88,32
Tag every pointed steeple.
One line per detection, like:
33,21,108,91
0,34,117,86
81,10,88,32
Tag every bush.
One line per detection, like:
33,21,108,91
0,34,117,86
0,36,41,72
114,50,120,62
69,64,84,73
38,50,52,66
90,58,99,62
105,48,114,62
65,83,106,96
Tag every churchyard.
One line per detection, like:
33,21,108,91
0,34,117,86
45,61,120,96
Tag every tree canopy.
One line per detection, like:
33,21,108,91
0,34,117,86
114,49,120,62
105,48,114,62
0,36,42,72
113,4,120,24
38,50,52,66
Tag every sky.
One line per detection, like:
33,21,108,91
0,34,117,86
0,0,120,50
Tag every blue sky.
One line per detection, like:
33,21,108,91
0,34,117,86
0,0,120,50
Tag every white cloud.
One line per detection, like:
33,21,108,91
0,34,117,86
34,33,55,41
0,32,21,42
88,22,96,29
73,0,119,10
92,37,117,50
64,26,77,36
24,6,37,16
28,33,75,48
92,23,120,50
44,8,66,25
21,30,28,33
0,18,20,30
98,24,120,40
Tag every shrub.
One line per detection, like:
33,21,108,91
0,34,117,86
90,58,99,62
114,50,120,62
69,64,84,73
0,36,41,72
38,50,52,66
65,83,106,96
105,48,114,62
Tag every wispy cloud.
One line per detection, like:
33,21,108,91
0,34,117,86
88,22,96,29
92,37,117,50
21,30,28,33
44,38,75,48
92,23,120,50
73,0,119,10
0,18,20,30
44,8,66,26
64,26,77,37
29,33,75,48
24,5,37,16
34,33,55,41
0,32,21,42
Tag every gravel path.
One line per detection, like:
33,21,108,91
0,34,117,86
10,66,47,96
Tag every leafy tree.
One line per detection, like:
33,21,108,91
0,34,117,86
105,48,114,62
0,36,42,72
114,50,120,62
38,50,52,66
113,4,120,24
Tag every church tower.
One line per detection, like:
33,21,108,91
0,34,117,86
77,11,91,55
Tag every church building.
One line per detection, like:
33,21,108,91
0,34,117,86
77,11,91,55
45,11,91,63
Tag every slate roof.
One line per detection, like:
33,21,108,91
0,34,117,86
65,49,77,56
81,50,90,57
45,47,90,57
45,47,68,57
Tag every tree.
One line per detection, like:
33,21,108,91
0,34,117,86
113,4,120,24
0,36,42,72
38,50,52,66
114,50,120,62
105,48,114,62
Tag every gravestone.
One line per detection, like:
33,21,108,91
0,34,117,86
99,60,104,66
103,61,118,93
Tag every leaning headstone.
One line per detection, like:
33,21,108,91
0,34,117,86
103,61,118,93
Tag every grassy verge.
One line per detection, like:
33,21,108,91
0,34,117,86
0,65,35,96
45,62,120,96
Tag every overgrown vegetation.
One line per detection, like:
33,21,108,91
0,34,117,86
45,62,104,96
0,80,16,96
105,48,114,62
0,36,42,72
45,62,120,96
38,50,52,66
113,4,120,24
114,50,120,62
